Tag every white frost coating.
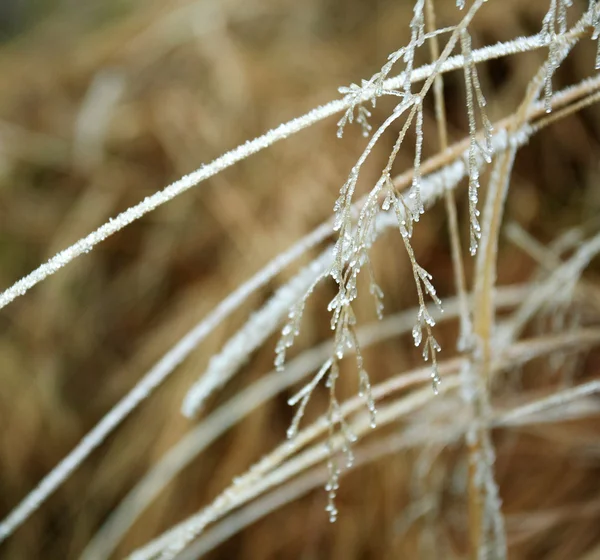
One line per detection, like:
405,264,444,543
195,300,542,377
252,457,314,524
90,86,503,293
182,248,333,417
0,222,331,544
0,33,557,313
0,100,344,312
498,230,600,345
498,379,600,425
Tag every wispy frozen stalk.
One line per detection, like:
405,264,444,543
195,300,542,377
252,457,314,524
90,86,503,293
425,0,471,350
482,16,589,353
335,0,487,254
0,32,563,313
329,0,487,414
182,427,463,560
325,4,489,432
181,248,332,417
541,0,590,112
383,184,444,391
332,99,415,261
131,381,461,560
187,376,600,560
461,29,493,256
463,12,589,554
464,139,517,560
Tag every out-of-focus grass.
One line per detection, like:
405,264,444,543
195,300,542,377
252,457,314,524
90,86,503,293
0,1,599,558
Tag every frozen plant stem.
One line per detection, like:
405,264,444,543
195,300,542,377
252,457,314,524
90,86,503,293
464,8,590,555
425,0,471,350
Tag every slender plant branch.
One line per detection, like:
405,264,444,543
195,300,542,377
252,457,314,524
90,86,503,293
426,0,471,349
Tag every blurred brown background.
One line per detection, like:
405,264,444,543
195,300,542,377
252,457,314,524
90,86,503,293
1,0,600,558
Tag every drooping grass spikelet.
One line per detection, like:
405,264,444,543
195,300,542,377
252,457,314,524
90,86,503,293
460,29,493,255
182,248,333,417
541,0,576,111
389,188,444,392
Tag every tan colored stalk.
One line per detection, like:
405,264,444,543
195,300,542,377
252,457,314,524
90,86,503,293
465,29,582,556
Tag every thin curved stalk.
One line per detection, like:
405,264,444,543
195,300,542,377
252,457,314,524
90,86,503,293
464,16,586,556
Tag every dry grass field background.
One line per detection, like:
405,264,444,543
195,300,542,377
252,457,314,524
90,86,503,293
0,0,600,558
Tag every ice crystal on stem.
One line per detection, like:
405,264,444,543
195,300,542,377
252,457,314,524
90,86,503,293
386,186,443,392
541,0,575,112
286,359,333,441
461,29,493,255
402,0,426,96
590,0,600,69
411,99,425,217
336,81,377,138
323,360,357,522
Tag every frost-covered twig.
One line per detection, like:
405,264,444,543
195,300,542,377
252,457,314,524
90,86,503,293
461,9,591,552
426,0,471,351
182,248,332,417
461,28,493,255
183,375,600,560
